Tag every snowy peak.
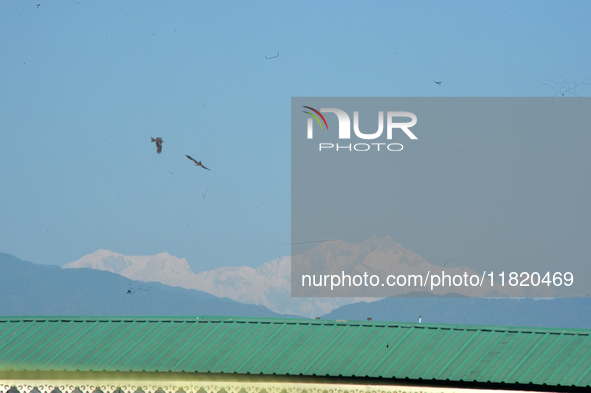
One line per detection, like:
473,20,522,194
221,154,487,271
64,249,195,287
65,249,130,274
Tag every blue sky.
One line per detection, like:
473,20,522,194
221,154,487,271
1,1,589,274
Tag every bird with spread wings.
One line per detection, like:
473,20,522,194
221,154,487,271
151,137,163,154
186,154,210,170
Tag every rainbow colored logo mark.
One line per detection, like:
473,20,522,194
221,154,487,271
302,106,328,130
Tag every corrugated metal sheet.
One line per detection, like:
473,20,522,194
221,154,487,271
0,317,589,388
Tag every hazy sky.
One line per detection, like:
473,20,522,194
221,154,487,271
1,1,589,274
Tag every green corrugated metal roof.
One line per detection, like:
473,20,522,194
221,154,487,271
0,316,589,388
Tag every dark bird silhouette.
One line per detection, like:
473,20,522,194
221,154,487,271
36,4,40,8
186,154,210,170
151,137,163,154
434,81,442,85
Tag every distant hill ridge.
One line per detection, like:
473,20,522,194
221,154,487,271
324,292,591,329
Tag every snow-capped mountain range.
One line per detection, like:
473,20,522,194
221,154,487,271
64,249,362,317
64,236,543,317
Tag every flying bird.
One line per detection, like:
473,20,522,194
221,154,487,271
151,137,163,154
186,154,210,170
434,81,442,85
